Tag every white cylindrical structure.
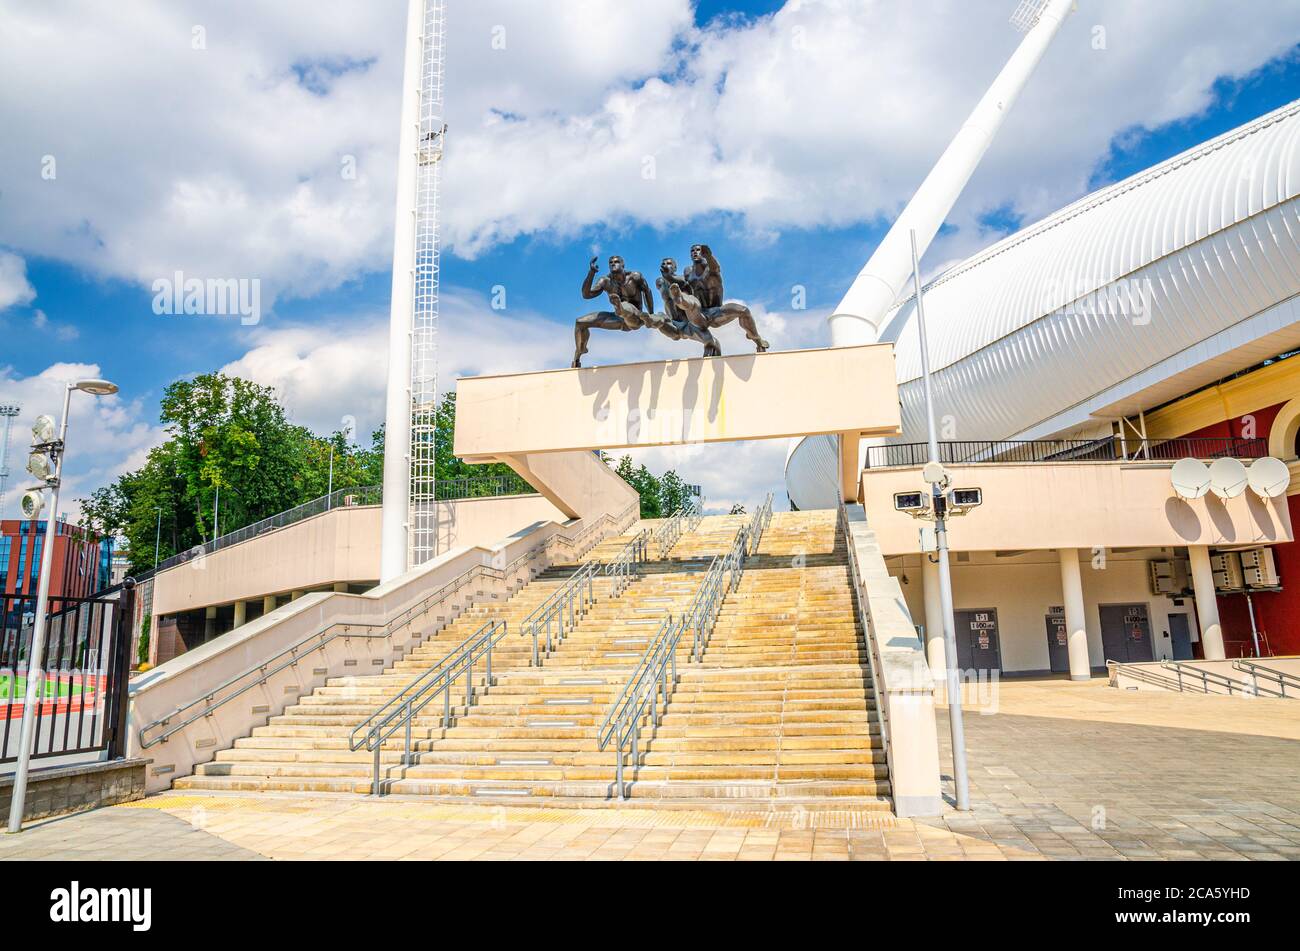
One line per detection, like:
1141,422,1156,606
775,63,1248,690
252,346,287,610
788,1,1074,512
828,0,1074,347
1188,545,1226,660
921,555,946,678
1057,548,1091,680
380,0,425,582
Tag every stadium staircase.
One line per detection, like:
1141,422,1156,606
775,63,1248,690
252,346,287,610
176,507,891,809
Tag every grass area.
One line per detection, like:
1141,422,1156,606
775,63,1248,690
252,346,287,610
0,674,86,701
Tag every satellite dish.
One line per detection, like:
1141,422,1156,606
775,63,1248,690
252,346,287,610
1247,456,1290,499
1170,458,1210,499
1208,457,1249,498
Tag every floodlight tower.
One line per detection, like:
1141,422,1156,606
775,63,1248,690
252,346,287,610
382,0,447,581
0,404,19,512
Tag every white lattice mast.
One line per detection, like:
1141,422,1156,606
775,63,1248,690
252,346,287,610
0,404,19,513
382,0,447,581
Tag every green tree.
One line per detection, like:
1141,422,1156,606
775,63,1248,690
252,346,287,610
658,470,690,517
79,377,526,574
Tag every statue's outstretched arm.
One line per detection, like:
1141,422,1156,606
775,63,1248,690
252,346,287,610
581,263,603,301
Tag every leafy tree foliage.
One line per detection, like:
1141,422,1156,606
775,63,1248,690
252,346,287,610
609,454,694,519
79,377,515,573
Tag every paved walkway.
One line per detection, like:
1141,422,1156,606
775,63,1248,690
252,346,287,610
2,678,1297,861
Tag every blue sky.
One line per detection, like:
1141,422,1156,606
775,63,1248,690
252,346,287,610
2,1,1299,515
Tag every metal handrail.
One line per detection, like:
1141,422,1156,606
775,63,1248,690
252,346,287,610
598,520,753,799
153,475,536,574
520,529,649,666
744,493,773,556
1231,660,1300,699
866,436,1269,469
135,503,639,749
600,611,686,799
1160,660,1286,698
1107,659,1187,692
836,502,890,788
651,498,697,558
136,554,527,750
350,620,509,795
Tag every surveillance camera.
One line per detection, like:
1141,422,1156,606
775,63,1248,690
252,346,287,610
894,490,931,516
921,461,950,488
950,487,983,508
20,490,45,520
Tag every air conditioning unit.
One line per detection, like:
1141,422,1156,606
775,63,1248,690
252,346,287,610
1211,551,1245,593
1240,548,1281,588
1149,558,1190,596
1149,559,1175,595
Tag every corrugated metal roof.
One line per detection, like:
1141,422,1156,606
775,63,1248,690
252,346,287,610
881,98,1300,442
787,100,1300,511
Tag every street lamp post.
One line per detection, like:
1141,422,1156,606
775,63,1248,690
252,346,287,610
153,506,163,569
7,378,119,834
910,230,971,812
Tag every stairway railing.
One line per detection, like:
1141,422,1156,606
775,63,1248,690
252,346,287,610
521,529,649,666
598,512,757,799
136,505,637,751
349,620,509,795
652,498,697,558
596,613,681,799
744,493,773,556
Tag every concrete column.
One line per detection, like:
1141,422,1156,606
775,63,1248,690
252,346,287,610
333,582,349,593
1188,545,1226,660
921,555,946,679
204,605,217,640
1057,548,1091,681
263,594,277,615
232,600,247,628
290,590,305,602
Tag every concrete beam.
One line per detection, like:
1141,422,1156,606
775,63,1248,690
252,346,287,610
453,345,902,459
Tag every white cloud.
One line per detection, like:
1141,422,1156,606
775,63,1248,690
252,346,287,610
3,0,1298,302
0,252,35,310
0,363,161,521
31,310,79,342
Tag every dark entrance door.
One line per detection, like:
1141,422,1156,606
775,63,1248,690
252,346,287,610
1168,613,1194,661
1045,612,1070,673
1099,603,1154,663
954,608,1002,673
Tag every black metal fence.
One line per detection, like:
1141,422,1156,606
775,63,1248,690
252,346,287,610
0,587,134,764
865,437,1269,469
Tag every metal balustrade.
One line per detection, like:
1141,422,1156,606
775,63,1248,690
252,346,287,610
1161,660,1287,698
866,436,1269,469
349,620,509,796
651,498,698,558
1233,660,1300,698
153,474,534,574
520,529,649,667
136,503,639,750
597,496,769,799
